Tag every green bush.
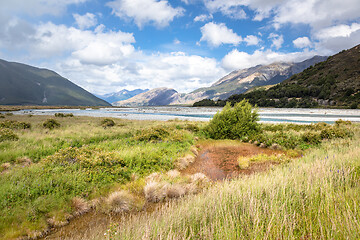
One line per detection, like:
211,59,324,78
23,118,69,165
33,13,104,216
0,128,19,142
101,118,115,128
54,113,74,117
205,100,260,139
134,126,188,142
42,119,60,130
0,120,31,129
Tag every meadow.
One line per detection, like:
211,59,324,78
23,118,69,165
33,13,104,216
0,103,358,239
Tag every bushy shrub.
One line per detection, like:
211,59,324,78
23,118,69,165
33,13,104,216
0,128,19,142
134,126,188,142
0,113,4,118
205,100,260,140
0,120,31,129
55,113,74,117
101,118,115,128
42,119,60,130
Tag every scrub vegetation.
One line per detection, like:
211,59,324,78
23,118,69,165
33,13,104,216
0,103,358,239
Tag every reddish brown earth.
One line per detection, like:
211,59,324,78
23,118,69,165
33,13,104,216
182,142,283,180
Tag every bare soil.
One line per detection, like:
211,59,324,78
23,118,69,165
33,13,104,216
182,142,283,180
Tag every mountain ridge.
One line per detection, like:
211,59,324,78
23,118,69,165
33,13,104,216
0,59,110,106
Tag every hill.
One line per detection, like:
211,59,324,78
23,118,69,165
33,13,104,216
225,44,360,108
0,59,110,106
95,89,149,104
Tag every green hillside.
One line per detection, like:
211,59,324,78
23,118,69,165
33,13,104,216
0,59,110,106
196,45,360,108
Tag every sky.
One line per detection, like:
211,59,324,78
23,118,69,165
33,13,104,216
0,0,360,95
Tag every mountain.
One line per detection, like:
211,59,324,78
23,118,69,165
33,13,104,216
0,59,110,106
113,87,179,106
225,44,360,108
96,89,149,104
113,56,327,107
184,55,327,104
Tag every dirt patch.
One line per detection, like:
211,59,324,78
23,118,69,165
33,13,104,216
182,142,283,181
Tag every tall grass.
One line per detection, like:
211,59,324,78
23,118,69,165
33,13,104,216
111,125,360,239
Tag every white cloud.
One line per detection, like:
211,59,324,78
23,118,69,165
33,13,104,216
273,0,360,30
203,0,247,19
73,13,97,29
106,0,184,28
244,35,260,46
194,14,213,22
0,0,88,17
314,23,360,40
268,33,283,49
200,22,242,47
222,48,317,71
293,37,312,48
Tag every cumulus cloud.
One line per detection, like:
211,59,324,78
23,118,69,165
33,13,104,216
58,51,226,94
221,48,317,71
203,0,247,19
268,33,283,49
73,13,97,29
293,37,312,48
314,23,360,40
106,0,184,28
200,22,242,47
244,35,260,46
194,14,213,22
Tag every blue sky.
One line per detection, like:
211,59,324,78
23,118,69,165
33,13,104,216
0,0,359,94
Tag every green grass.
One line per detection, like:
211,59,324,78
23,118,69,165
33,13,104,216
110,124,360,239
0,115,196,239
0,114,358,239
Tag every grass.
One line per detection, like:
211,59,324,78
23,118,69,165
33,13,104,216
0,115,196,239
0,114,358,239
106,124,360,240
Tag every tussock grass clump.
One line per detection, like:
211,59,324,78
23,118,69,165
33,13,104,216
175,154,195,170
0,162,11,173
144,181,168,203
0,113,4,118
105,191,136,213
101,118,115,128
42,118,60,130
0,128,19,142
71,197,90,216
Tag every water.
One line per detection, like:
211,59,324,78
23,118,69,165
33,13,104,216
8,107,360,124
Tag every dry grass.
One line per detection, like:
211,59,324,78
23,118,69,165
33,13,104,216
144,181,168,203
105,191,135,213
71,197,90,216
175,154,195,170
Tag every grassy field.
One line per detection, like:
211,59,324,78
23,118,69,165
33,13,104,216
0,111,358,239
108,124,360,240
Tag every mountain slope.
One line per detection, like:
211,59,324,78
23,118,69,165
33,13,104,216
96,89,149,104
226,44,360,108
0,59,110,106
113,88,178,106
185,56,327,104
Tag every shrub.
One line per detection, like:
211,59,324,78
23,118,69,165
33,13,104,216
101,118,115,128
43,119,60,130
0,128,19,142
0,113,4,118
0,120,31,129
134,126,188,142
55,113,74,117
205,100,260,140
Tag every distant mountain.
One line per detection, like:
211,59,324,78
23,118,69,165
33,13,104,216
113,88,179,106
0,59,110,106
113,56,328,107
184,55,327,104
96,89,149,104
225,44,360,108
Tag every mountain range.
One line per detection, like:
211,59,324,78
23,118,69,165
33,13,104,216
114,55,327,106
0,59,110,106
225,44,360,108
95,89,149,104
